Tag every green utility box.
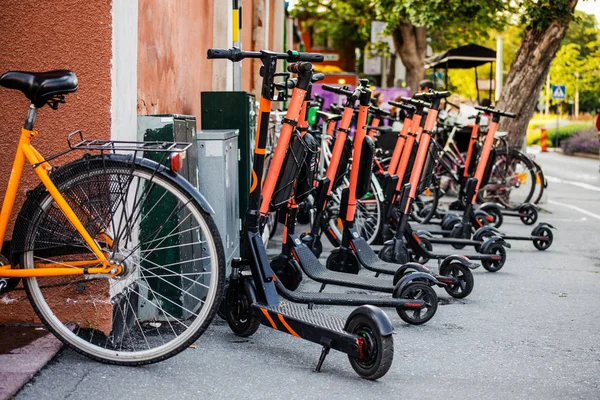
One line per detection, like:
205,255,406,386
137,114,205,320
200,92,256,217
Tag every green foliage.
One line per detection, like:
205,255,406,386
526,122,594,145
544,11,600,113
292,0,510,68
520,0,576,31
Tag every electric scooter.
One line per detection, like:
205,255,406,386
208,47,395,379
270,80,440,325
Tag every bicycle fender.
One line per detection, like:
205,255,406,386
440,254,480,270
344,304,394,336
132,155,216,215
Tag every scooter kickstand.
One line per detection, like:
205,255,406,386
314,345,331,373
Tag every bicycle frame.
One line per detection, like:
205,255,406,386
0,126,114,278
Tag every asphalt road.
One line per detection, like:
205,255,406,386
16,151,600,400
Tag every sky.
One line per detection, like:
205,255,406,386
576,1,600,23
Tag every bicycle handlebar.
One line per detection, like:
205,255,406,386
207,47,324,63
474,105,517,118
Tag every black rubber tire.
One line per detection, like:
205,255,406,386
439,262,474,299
532,227,553,251
395,282,438,325
326,249,360,274
474,231,495,253
411,237,432,264
481,243,507,272
519,205,538,226
217,281,230,320
483,206,503,228
21,156,226,366
481,148,537,208
300,232,323,258
450,225,467,250
410,176,441,225
346,314,394,380
226,288,261,337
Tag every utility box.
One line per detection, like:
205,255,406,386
200,92,256,218
197,129,240,267
137,114,204,319
138,114,199,186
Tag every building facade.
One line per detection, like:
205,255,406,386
0,0,286,323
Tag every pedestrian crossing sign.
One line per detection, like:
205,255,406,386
551,84,566,100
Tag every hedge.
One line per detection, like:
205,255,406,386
526,123,594,146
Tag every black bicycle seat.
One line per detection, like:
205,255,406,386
0,70,78,108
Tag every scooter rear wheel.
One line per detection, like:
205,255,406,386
532,226,553,251
481,243,506,272
346,314,394,380
439,262,474,299
395,282,438,325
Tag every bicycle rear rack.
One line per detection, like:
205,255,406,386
67,130,192,153
32,130,193,169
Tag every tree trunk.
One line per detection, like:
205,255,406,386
392,23,427,93
496,0,578,148
386,53,396,87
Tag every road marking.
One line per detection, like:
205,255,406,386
548,199,600,221
546,175,600,192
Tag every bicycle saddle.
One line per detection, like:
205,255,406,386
494,131,508,138
0,70,78,108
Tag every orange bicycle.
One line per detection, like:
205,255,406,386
0,70,225,365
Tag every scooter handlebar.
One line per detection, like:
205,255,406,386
474,106,517,118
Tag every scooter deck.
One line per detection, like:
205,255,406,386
253,301,362,357
274,278,424,308
292,243,395,292
350,237,400,276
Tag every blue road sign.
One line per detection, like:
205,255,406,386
551,84,566,100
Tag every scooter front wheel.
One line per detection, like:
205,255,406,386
519,204,538,225
394,282,438,325
226,285,260,337
346,314,394,380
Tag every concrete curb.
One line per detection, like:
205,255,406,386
0,327,62,400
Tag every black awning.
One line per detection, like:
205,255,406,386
425,43,496,69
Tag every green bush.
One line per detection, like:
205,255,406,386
526,123,593,146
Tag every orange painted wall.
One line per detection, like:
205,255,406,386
241,0,255,93
137,0,214,122
0,0,112,241
0,0,112,323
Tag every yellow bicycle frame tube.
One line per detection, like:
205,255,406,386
0,127,114,278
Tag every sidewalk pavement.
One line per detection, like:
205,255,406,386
0,326,62,400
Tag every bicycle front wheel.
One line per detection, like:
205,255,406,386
19,155,225,365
